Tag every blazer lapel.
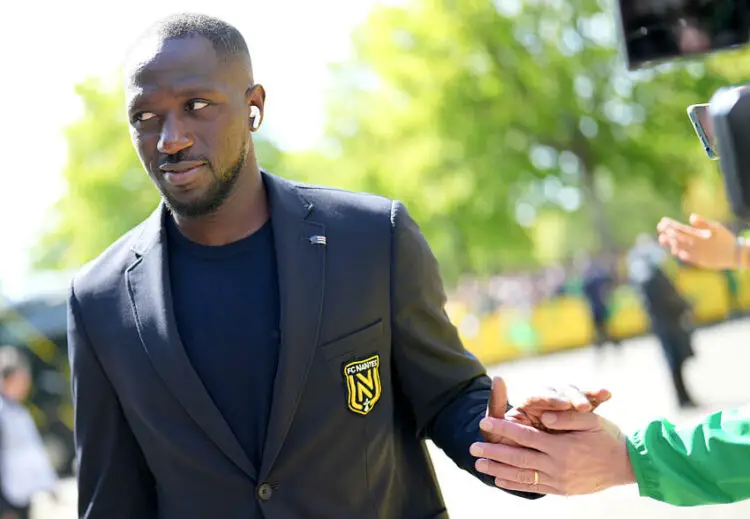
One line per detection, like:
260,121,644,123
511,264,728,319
125,206,256,480
259,172,325,479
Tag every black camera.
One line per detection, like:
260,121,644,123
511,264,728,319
615,0,750,218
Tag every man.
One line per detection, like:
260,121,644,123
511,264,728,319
627,234,697,409
579,255,621,358
68,13,591,519
0,346,58,519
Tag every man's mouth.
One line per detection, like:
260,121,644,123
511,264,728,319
159,161,207,187
159,160,206,174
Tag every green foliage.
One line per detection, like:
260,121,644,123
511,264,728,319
321,0,743,281
33,78,151,270
33,78,286,270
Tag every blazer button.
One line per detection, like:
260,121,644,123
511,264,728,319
257,483,274,501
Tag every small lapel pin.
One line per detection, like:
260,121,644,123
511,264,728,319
309,235,327,246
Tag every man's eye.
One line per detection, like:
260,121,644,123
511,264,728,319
134,112,156,122
188,100,209,111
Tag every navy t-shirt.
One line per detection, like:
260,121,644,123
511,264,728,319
167,216,280,469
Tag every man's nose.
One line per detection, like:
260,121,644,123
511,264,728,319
157,115,193,155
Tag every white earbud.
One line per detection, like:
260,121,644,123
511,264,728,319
250,106,261,130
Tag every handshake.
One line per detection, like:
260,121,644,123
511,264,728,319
470,378,636,496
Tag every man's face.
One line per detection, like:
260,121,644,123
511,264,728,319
125,35,264,218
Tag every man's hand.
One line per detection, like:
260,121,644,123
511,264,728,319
657,214,738,270
471,410,636,495
483,377,611,446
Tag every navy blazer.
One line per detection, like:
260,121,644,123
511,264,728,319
68,172,538,519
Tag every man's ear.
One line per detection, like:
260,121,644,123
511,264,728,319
247,84,266,131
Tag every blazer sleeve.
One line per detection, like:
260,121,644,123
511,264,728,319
627,406,750,506
389,200,486,432
389,200,541,499
68,281,158,518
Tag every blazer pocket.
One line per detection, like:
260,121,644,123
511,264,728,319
319,319,384,361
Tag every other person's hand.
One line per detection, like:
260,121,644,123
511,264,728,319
657,214,738,270
472,409,635,495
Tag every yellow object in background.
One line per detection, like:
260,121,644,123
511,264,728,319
673,268,730,323
453,265,741,366
533,298,593,353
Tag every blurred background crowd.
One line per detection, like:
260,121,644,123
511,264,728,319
3,0,750,517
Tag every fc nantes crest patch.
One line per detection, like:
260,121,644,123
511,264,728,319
343,354,382,415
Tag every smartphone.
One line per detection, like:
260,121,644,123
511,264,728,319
687,103,718,160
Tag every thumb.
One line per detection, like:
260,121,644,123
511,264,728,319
487,376,508,419
689,213,717,231
540,410,601,431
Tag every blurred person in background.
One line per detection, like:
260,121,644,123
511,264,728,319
0,346,58,519
578,255,622,360
628,232,668,266
627,234,697,409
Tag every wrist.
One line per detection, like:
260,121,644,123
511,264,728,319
614,435,637,486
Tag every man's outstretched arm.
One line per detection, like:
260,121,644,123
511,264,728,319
470,406,750,506
389,199,571,499
469,410,633,496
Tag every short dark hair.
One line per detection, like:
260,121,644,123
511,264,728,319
137,13,252,69
0,346,30,381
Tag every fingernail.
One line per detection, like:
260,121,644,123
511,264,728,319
475,459,489,472
479,418,493,432
542,412,556,424
470,443,484,457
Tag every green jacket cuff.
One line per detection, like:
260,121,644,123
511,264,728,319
627,429,664,502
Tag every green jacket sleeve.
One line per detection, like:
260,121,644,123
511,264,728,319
626,406,750,506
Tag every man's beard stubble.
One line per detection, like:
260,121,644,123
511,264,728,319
161,147,247,219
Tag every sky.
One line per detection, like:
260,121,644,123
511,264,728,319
0,0,384,299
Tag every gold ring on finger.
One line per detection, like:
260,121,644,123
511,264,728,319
533,470,539,485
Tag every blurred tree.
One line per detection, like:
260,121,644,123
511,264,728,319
34,2,750,281
322,0,743,281
33,78,286,270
